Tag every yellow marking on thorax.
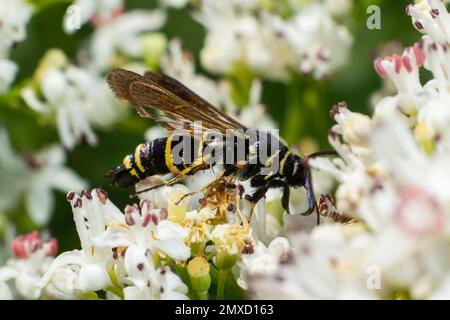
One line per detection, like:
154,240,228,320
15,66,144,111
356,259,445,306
165,134,180,174
279,151,292,175
134,144,145,173
264,150,280,167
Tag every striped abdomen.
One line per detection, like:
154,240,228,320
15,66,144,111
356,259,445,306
108,130,292,188
107,133,202,187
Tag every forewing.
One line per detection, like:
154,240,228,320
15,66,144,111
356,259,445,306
107,68,247,136
143,71,247,131
106,68,151,118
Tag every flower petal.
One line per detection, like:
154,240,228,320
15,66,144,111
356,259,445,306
25,182,53,226
78,263,112,292
94,227,135,249
154,238,190,261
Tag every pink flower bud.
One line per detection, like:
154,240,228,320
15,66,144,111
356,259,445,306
11,231,58,259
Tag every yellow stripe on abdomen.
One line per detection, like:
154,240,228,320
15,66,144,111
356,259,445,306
123,154,139,178
134,144,145,174
165,134,180,174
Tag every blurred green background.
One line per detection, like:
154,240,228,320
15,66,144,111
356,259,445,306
0,0,420,251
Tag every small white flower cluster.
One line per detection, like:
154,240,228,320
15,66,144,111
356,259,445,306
0,0,32,93
21,1,168,150
17,163,331,300
21,49,127,150
10,0,352,152
245,0,450,299
32,179,258,300
0,126,86,226
34,188,190,299
153,38,277,134
193,0,353,81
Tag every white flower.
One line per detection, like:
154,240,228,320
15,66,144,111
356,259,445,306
88,9,166,72
242,2,450,299
39,183,194,300
0,232,58,299
94,199,191,261
309,132,381,224
39,187,191,299
374,4,450,143
0,127,87,225
194,0,286,79
373,43,426,116
135,176,191,212
330,102,373,148
158,0,189,9
247,225,375,299
211,223,253,256
0,58,17,94
122,246,188,300
63,0,124,34
42,265,82,299
194,0,353,80
0,0,32,57
238,237,290,290
21,49,126,150
160,38,221,106
0,0,33,92
264,4,353,79
39,189,121,294
183,207,216,244
0,282,12,299
407,0,450,44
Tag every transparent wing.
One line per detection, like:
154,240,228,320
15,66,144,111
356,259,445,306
107,68,247,137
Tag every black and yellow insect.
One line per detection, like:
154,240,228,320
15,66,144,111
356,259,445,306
106,68,334,220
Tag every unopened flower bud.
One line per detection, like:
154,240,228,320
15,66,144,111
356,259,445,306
341,113,372,146
187,256,211,296
215,250,237,270
140,33,167,70
35,49,68,83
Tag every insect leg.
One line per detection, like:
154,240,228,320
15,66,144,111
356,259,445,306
301,167,320,225
261,179,291,214
174,171,226,205
281,186,290,215
131,174,186,198
246,185,270,223
132,160,211,198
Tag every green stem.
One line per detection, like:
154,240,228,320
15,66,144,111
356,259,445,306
216,269,228,300
106,285,124,300
282,75,330,148
229,61,255,108
283,79,304,146
209,265,245,300
196,291,208,300
107,267,124,300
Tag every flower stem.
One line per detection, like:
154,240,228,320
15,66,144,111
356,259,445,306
283,78,304,146
216,269,228,300
197,291,208,300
